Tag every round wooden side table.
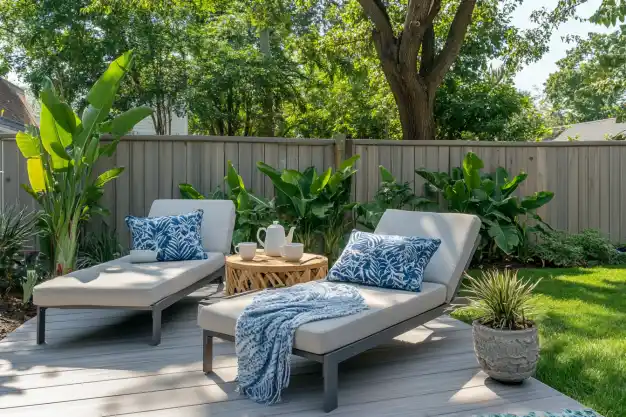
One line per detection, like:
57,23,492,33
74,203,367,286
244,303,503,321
224,251,328,295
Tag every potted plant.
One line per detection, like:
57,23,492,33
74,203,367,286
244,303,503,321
461,269,540,383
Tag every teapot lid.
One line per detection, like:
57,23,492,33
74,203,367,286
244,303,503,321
268,220,281,228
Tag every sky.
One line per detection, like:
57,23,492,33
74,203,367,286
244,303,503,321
512,0,614,94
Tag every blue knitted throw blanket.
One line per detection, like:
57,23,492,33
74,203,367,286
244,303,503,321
235,281,367,405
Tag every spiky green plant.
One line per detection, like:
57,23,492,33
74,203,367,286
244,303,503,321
77,223,126,269
461,269,539,330
0,206,38,289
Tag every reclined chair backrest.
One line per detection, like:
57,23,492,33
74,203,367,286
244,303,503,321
374,210,481,302
149,199,236,255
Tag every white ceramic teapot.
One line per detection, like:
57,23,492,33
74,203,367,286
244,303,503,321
257,221,296,256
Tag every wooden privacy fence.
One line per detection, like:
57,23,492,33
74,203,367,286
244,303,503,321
2,134,626,247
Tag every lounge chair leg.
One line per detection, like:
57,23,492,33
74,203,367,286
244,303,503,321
323,358,339,412
203,330,213,373
151,309,162,346
36,307,46,345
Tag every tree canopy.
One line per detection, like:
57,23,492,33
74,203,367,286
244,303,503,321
0,0,565,141
545,27,626,123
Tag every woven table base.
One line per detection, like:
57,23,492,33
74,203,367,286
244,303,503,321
225,252,328,295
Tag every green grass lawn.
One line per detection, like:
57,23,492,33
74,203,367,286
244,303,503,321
452,266,626,417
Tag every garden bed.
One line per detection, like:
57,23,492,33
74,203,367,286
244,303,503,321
453,266,626,417
0,293,36,341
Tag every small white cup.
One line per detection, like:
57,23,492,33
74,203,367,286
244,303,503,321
235,242,257,261
282,243,304,262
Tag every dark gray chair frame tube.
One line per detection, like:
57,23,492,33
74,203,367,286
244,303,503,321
37,266,225,346
201,237,479,412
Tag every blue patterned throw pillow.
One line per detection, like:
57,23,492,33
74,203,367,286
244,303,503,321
125,210,208,262
327,230,440,292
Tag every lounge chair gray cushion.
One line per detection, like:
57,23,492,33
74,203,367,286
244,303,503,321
375,210,480,301
34,253,224,308
197,281,447,355
149,199,236,255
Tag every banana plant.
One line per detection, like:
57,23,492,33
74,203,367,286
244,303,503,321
416,152,554,259
16,51,152,276
257,155,359,254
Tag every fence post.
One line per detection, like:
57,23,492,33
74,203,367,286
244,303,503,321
333,134,346,169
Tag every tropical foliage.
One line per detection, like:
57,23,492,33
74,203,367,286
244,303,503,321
356,166,432,230
258,156,359,254
15,51,152,276
416,152,554,260
179,161,276,249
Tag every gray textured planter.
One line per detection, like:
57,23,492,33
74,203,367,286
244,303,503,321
472,321,539,383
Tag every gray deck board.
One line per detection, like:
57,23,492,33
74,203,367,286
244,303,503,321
0,285,586,416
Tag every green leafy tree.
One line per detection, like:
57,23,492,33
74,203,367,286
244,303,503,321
545,28,626,123
0,0,205,134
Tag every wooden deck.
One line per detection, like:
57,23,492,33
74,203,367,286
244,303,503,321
0,285,585,417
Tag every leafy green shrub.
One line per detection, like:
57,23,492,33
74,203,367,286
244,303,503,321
77,223,126,269
416,152,554,262
530,229,626,267
460,269,538,330
179,161,275,249
356,165,431,230
0,206,38,290
258,156,359,255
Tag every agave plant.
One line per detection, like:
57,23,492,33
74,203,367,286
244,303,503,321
16,51,152,275
461,269,539,330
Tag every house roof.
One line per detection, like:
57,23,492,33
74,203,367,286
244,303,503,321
553,118,626,141
0,78,37,132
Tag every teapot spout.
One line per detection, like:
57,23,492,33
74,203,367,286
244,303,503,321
286,227,296,244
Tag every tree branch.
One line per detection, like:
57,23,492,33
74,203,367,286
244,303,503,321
358,0,394,40
399,0,441,70
419,24,435,76
427,0,476,87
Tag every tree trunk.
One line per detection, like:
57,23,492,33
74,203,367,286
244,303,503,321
389,74,436,141
374,35,437,140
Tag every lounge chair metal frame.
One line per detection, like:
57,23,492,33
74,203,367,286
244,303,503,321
201,237,479,412
37,266,224,346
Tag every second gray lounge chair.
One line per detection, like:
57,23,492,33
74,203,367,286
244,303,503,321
197,209,481,412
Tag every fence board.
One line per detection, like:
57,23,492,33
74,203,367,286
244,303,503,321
116,141,131,247
130,141,145,217
599,147,611,236
158,141,173,198
610,147,621,241
251,143,264,196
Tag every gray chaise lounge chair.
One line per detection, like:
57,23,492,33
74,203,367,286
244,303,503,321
34,199,235,346
197,209,481,412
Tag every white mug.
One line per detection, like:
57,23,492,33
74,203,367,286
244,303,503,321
235,242,257,261
282,243,304,262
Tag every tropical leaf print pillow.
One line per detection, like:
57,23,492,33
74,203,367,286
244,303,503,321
327,230,440,292
125,210,208,262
